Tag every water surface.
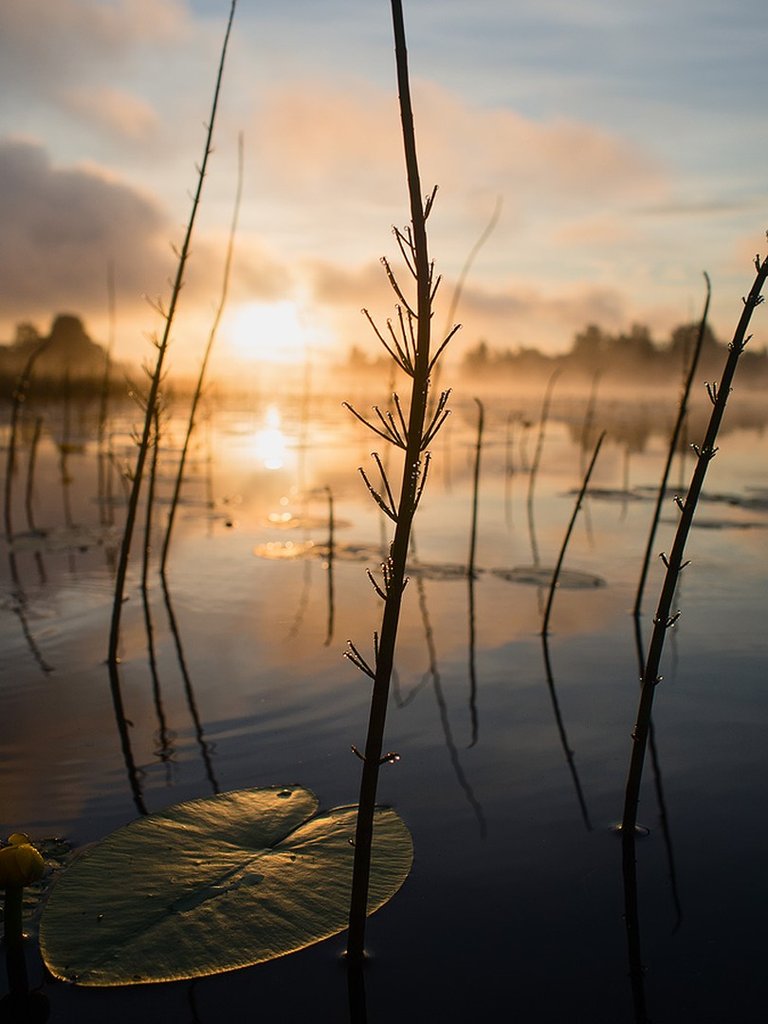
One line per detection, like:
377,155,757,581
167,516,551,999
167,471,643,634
2,383,767,1022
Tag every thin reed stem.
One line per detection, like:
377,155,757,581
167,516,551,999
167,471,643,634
24,416,44,536
622,260,764,835
466,398,484,747
3,338,50,543
107,0,236,667
160,131,244,577
633,272,711,618
324,487,336,646
526,369,560,569
467,397,484,579
540,634,592,830
97,261,116,527
620,257,767,1014
541,430,605,636
431,198,501,402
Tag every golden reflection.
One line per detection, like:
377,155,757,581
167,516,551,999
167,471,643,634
253,540,316,560
252,405,288,470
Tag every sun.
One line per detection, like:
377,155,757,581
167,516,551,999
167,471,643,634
224,300,310,365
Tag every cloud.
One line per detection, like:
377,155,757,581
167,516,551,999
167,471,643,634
0,137,302,369
62,87,160,143
308,260,391,309
253,77,665,222
641,196,764,218
0,138,173,322
0,0,185,71
255,80,402,208
553,215,635,249
0,0,188,108
412,81,664,210
457,279,629,338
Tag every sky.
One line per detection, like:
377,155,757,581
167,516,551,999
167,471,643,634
0,0,766,379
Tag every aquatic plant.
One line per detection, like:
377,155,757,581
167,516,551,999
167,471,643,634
107,0,237,667
97,261,117,529
541,430,605,636
466,398,484,746
343,0,458,964
620,254,767,1014
526,368,560,573
633,272,711,618
160,132,244,577
1,833,45,1000
3,337,50,543
23,415,44,537
39,788,412,985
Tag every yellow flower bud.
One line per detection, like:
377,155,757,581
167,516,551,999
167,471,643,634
0,835,45,887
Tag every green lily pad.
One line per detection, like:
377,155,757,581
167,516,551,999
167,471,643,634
39,786,412,986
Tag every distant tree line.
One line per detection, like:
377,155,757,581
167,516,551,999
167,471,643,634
0,314,129,400
459,321,768,385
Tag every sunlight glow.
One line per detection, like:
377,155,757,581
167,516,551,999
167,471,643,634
252,405,288,470
225,301,310,366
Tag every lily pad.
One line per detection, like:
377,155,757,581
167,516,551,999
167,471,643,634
39,786,412,986
492,565,605,588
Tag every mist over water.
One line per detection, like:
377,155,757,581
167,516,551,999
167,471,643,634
2,383,767,1022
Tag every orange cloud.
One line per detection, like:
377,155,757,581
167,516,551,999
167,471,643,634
63,87,160,143
253,77,666,218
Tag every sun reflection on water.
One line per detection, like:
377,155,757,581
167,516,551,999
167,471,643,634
252,405,288,470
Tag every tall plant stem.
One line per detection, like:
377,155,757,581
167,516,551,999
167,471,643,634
431,198,502,403
97,261,116,527
526,369,560,569
107,0,236,667
621,258,767,1005
324,486,336,647
467,398,484,746
160,131,244,577
541,430,605,636
346,0,435,964
3,339,50,543
622,260,764,834
467,398,484,578
24,416,44,535
633,272,711,618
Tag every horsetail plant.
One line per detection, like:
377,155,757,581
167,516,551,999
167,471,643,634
541,430,605,637
344,0,459,965
106,0,236,667
3,337,50,543
632,272,711,619
97,261,117,529
621,253,767,1016
160,131,244,578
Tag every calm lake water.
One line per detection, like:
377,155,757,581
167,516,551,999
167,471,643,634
2,378,767,1022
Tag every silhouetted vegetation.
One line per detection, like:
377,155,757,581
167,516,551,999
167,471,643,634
459,319,768,385
0,314,129,400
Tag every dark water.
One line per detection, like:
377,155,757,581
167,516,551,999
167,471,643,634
1,386,767,1022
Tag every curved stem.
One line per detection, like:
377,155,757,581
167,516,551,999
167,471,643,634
160,131,243,576
633,272,711,618
107,0,237,666
621,260,767,1015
